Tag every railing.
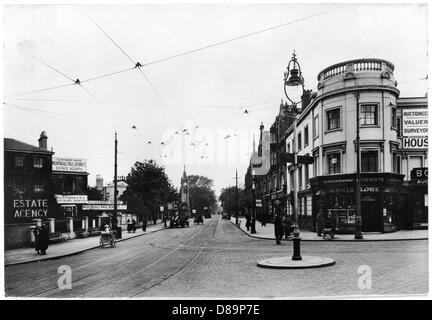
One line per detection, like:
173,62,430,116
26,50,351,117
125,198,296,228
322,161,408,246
320,59,392,81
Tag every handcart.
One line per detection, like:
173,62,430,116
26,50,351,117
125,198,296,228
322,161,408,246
100,231,116,248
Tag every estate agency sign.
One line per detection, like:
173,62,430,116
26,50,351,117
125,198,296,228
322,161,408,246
402,109,428,149
13,199,49,218
52,157,87,172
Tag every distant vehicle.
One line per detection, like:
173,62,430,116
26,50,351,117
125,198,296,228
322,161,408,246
221,212,230,220
203,207,211,219
170,202,190,228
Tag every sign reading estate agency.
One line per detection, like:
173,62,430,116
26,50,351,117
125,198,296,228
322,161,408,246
52,157,87,173
13,199,49,218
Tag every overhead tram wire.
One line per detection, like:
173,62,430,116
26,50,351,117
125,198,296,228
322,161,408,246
7,9,336,99
140,9,336,67
86,14,166,104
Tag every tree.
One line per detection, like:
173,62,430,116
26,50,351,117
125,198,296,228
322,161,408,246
121,160,178,220
85,186,103,200
219,186,246,214
187,175,217,214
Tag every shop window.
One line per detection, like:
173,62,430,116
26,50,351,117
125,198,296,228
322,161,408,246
290,171,294,190
313,115,319,139
287,142,291,153
33,157,43,169
360,104,378,126
327,152,341,174
304,126,309,147
361,150,378,172
34,183,44,193
327,109,340,130
15,156,24,168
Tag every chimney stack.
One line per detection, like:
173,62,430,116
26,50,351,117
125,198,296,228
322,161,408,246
38,131,48,149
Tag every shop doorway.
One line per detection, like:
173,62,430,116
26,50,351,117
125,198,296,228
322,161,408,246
361,196,381,232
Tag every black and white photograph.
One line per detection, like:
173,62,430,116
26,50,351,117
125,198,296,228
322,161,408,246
1,1,429,302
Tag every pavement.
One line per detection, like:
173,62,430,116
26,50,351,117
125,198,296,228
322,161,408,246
4,220,167,266
230,217,428,241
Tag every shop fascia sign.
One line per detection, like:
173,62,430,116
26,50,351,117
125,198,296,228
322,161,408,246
410,167,428,184
82,204,127,210
55,195,88,203
52,157,87,173
402,108,428,149
13,199,49,218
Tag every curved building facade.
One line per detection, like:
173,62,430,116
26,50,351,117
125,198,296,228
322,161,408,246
285,58,427,233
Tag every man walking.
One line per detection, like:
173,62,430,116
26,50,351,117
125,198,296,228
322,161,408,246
274,212,284,245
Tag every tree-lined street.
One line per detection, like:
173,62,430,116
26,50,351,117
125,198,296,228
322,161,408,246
5,216,428,298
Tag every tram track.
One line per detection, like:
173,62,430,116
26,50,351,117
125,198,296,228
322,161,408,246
28,220,214,297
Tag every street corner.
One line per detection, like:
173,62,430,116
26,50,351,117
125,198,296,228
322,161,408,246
257,255,336,269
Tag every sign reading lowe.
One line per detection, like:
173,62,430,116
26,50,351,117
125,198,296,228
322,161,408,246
52,157,87,173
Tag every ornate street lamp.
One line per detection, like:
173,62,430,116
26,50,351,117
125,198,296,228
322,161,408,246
283,51,304,261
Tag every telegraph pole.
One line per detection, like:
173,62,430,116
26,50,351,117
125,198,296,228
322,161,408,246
113,132,119,237
354,92,363,240
235,169,239,225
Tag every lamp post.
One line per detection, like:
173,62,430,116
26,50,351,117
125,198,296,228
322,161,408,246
251,170,257,234
113,132,121,239
283,51,304,261
354,92,364,239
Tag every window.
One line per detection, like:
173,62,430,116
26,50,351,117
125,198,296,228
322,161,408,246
15,156,24,168
33,157,43,169
360,104,378,125
313,115,319,139
305,163,309,185
396,118,402,137
327,152,341,174
327,109,340,130
313,154,319,177
392,152,401,174
297,133,302,151
290,170,294,190
298,165,303,189
391,107,397,129
361,150,378,172
287,142,291,153
304,126,309,147
34,184,44,193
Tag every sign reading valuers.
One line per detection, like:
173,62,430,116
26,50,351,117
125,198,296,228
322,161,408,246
52,157,87,172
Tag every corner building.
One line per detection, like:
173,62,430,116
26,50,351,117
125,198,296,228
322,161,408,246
285,58,427,233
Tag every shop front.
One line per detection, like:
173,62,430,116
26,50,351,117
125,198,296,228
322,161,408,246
310,173,405,233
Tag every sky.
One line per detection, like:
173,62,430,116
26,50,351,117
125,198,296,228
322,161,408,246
2,2,429,197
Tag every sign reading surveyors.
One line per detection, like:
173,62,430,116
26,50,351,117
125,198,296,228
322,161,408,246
52,157,87,173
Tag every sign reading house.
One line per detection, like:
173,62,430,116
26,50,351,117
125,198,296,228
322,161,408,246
52,157,87,173
402,108,428,149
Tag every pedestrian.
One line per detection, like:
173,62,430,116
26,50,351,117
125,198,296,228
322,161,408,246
261,212,267,227
282,214,292,239
274,213,284,245
127,219,133,233
245,209,251,231
330,211,338,239
132,218,137,233
316,209,325,237
34,223,49,255
153,214,157,225
142,215,147,232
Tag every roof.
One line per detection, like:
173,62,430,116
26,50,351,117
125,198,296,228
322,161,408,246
250,131,271,176
4,138,54,155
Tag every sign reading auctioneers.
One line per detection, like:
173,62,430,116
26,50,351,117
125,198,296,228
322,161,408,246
52,157,87,173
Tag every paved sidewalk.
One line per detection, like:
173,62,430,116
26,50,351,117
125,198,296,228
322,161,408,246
5,220,167,266
230,217,428,241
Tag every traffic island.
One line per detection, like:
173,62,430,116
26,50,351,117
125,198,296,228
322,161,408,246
257,255,335,269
